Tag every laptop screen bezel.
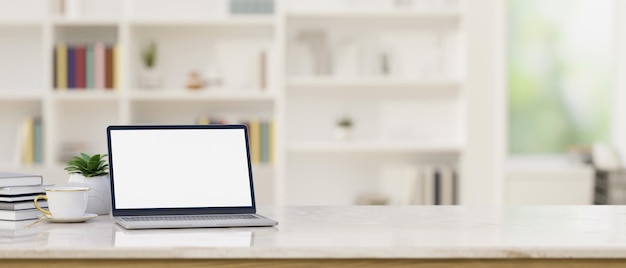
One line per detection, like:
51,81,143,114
107,125,257,216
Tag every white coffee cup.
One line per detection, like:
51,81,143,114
34,186,90,218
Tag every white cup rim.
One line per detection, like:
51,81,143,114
44,186,90,192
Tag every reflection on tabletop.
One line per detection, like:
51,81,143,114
0,216,280,248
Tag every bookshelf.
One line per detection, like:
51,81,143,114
0,0,483,206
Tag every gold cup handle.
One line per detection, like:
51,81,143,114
33,195,50,216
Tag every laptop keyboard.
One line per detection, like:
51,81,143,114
120,214,259,222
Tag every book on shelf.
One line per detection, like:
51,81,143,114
0,209,41,221
249,119,261,164
438,165,455,205
259,50,267,90
86,44,95,88
53,42,117,90
113,43,119,89
0,200,46,211
419,164,458,205
33,117,43,164
195,116,275,165
260,121,269,163
0,173,43,188
105,45,113,89
245,118,274,165
68,45,76,88
14,117,43,165
55,42,68,90
95,42,106,89
75,44,86,89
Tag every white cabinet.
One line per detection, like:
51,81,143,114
0,0,472,206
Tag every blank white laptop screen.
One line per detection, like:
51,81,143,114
109,128,253,209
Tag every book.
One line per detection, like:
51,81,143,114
19,117,34,164
439,165,455,205
86,44,95,89
421,165,435,205
260,120,269,163
0,184,51,196
52,46,56,88
56,43,67,89
259,50,266,90
68,45,76,89
95,42,105,89
75,44,86,88
0,173,42,188
0,194,41,202
0,209,41,221
33,117,42,164
249,119,261,164
113,43,119,89
434,168,441,205
105,45,113,89
0,200,46,210
268,119,274,164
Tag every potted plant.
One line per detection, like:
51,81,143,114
139,41,161,88
65,153,111,215
334,115,354,140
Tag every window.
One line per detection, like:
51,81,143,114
508,0,613,154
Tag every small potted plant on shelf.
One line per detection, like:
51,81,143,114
139,40,161,88
334,115,354,141
65,153,111,215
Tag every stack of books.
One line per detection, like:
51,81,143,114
0,172,48,222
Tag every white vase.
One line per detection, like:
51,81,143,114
334,127,353,140
67,174,112,215
139,68,162,89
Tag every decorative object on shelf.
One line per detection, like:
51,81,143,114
139,41,162,89
64,0,82,18
204,61,223,88
186,71,205,90
230,0,274,15
298,30,332,76
334,115,354,141
65,153,111,215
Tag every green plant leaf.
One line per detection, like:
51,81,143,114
65,153,109,177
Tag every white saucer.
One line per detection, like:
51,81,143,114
44,213,98,223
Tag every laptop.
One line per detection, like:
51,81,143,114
106,124,278,229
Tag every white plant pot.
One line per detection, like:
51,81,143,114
139,68,162,89
334,127,353,140
68,174,112,215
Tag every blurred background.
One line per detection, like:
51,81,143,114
0,0,623,206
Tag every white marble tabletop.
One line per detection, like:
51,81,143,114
1,206,626,259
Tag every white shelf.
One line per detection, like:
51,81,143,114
287,77,461,88
287,141,461,154
51,90,120,101
129,17,274,27
0,19,42,26
52,18,120,27
128,89,276,102
0,91,44,101
286,10,462,21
